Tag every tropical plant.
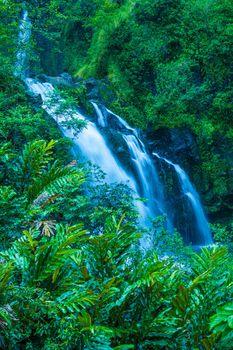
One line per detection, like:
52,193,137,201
210,302,233,337
0,261,15,348
14,139,85,205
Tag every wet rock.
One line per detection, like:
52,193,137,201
85,78,116,104
106,112,130,132
144,126,233,227
26,91,43,111
141,127,205,239
145,127,199,165
93,104,128,132
103,129,134,173
36,73,74,87
60,72,73,84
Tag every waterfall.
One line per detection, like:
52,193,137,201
91,102,106,127
153,153,212,245
25,79,132,186
122,135,165,214
16,10,169,227
15,8,213,246
92,104,172,229
14,9,31,79
25,78,149,221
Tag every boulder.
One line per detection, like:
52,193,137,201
145,127,200,164
26,91,43,111
36,73,74,87
85,78,116,104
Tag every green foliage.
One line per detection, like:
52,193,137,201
0,186,26,246
0,68,64,155
0,191,232,349
0,135,138,249
0,0,21,70
210,302,233,338
0,0,232,348
0,261,15,347
151,216,191,257
0,139,86,247
211,223,233,246
57,0,233,210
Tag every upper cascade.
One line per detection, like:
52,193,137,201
14,9,31,79
91,102,106,128
25,78,150,222
25,79,133,186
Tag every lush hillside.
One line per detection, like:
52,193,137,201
25,0,233,225
0,0,233,349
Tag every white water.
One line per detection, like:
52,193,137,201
91,102,106,127
123,135,164,211
106,108,135,133
25,78,150,220
15,10,151,222
153,153,212,245
93,106,171,224
14,9,31,79
25,80,132,183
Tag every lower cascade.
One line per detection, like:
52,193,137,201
17,9,212,246
91,104,173,231
153,153,212,246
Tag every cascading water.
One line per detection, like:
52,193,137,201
91,104,172,228
25,78,150,220
24,80,127,185
91,102,106,128
14,9,31,79
153,153,212,245
14,11,148,220
15,8,212,245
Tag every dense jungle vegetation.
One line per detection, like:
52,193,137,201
0,0,232,349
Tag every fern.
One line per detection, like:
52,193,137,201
3,224,88,291
0,261,15,337
18,139,56,178
28,160,85,204
0,261,14,296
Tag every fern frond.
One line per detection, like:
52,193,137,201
192,246,228,276
0,142,15,162
55,290,96,314
28,161,85,204
0,261,14,296
17,140,56,180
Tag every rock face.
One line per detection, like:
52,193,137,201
84,78,116,104
144,128,233,229
93,113,211,241
26,90,43,111
145,127,200,166
92,104,138,173
142,128,201,239
144,127,201,205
